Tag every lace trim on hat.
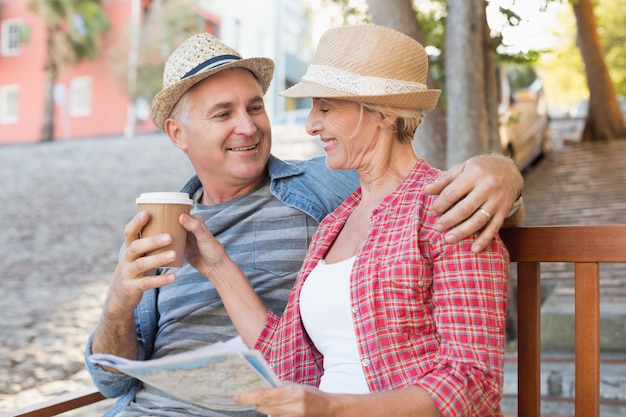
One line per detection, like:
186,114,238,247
302,65,427,95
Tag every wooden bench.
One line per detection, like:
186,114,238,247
500,224,626,417
5,225,626,417
1,387,106,417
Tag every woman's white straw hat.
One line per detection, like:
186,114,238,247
150,33,274,130
281,24,440,110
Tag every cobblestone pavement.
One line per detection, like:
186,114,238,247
1,122,625,415
0,133,194,413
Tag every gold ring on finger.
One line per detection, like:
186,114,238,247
478,208,491,220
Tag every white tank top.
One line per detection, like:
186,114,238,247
299,257,370,394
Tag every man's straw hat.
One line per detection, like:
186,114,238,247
281,24,440,110
150,33,274,130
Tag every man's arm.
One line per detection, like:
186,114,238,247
425,153,524,253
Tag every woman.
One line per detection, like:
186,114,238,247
182,24,509,417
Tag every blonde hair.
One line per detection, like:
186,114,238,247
361,102,424,144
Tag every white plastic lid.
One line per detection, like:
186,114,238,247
136,192,193,205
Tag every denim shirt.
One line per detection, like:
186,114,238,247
84,155,358,416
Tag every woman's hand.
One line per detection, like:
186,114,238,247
234,384,443,417
179,213,228,277
234,383,336,417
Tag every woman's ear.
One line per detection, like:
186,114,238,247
381,113,398,131
164,118,187,151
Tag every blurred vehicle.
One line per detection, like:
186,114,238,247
568,95,626,118
498,65,552,170
271,108,324,160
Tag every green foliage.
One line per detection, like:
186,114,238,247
506,64,540,90
68,0,110,60
595,0,626,96
497,4,523,27
412,2,446,85
499,49,543,66
28,0,110,63
527,0,626,113
19,20,32,44
412,1,543,89
134,0,202,100
104,0,202,101
307,0,625,115
321,0,370,24
533,4,586,113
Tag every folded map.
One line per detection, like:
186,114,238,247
89,336,279,411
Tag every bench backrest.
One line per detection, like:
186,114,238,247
500,225,626,417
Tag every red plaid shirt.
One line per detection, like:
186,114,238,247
256,159,509,417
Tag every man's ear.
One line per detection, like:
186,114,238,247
164,118,187,151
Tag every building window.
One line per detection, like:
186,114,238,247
1,19,23,56
69,76,92,117
0,85,20,124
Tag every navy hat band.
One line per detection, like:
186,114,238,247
181,54,241,80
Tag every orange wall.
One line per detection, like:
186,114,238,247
0,0,157,144
0,0,47,143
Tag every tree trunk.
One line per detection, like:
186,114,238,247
40,32,58,142
445,0,490,166
366,0,447,169
483,12,500,154
573,0,626,141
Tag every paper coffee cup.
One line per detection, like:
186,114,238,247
136,192,193,268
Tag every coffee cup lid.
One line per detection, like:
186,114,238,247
136,192,193,205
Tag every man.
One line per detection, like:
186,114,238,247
85,33,523,417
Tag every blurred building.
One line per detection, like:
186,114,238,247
201,0,314,122
0,0,314,144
